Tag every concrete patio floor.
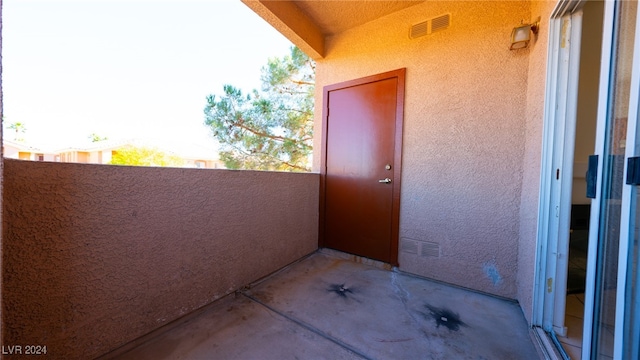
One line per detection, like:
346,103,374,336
106,250,542,359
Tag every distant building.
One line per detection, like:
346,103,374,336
3,139,56,162
3,138,225,169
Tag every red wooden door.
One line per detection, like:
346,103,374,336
321,69,405,264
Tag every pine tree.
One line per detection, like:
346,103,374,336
204,46,314,172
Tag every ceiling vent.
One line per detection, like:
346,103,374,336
409,13,451,39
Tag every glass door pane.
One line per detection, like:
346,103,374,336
622,21,640,354
624,163,640,360
592,0,637,358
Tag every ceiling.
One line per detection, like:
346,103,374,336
273,0,424,36
244,0,425,59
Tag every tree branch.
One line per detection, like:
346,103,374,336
280,108,313,116
226,142,309,172
289,80,314,86
231,117,305,145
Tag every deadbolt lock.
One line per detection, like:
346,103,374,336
385,164,392,170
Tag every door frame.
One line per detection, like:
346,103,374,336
536,0,640,358
533,0,585,337
319,68,406,266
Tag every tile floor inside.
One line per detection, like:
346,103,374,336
560,293,586,360
559,292,615,360
104,250,542,360
559,225,588,359
559,225,614,360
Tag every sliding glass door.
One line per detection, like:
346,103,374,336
620,98,640,359
617,0,640,353
584,0,640,358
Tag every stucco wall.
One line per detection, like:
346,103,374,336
315,1,532,299
2,160,318,359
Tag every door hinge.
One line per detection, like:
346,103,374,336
627,156,640,185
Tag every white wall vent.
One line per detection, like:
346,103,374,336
409,20,429,39
420,242,441,257
409,13,451,39
400,238,419,254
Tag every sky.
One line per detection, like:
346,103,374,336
2,0,294,151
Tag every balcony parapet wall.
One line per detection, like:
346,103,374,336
2,159,319,359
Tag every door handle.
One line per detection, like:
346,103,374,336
378,178,392,184
586,155,598,198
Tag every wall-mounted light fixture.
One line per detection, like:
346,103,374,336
510,17,540,50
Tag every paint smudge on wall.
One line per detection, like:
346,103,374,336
483,260,503,286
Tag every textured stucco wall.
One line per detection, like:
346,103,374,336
517,1,556,324
2,160,318,359
315,1,533,299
